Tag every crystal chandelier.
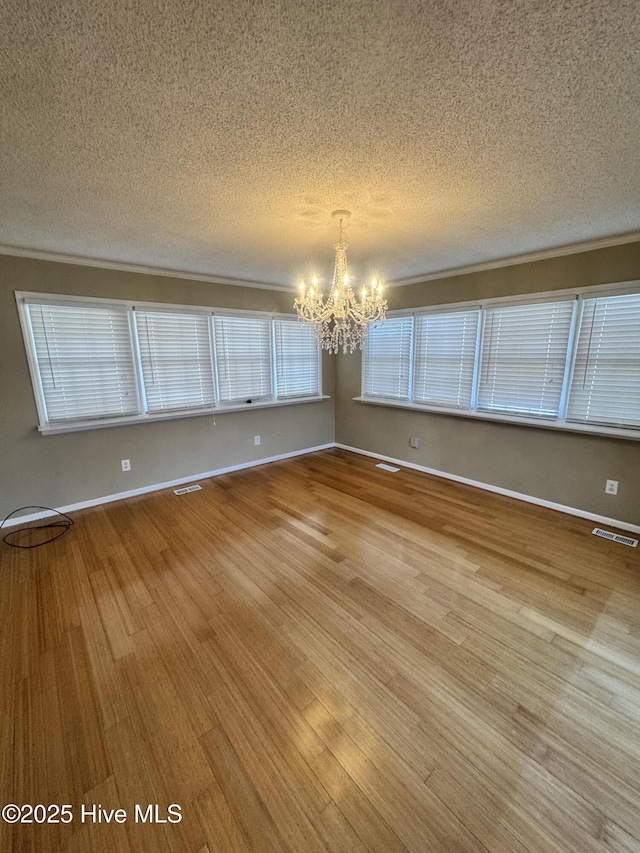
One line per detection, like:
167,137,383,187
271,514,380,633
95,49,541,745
294,210,387,353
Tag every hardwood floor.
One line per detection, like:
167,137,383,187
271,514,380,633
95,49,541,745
1,448,640,853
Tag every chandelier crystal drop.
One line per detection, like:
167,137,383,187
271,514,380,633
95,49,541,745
294,210,387,354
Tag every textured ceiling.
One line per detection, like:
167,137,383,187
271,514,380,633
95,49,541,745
1,0,639,287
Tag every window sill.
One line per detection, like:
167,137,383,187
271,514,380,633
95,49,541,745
353,396,640,442
38,395,330,435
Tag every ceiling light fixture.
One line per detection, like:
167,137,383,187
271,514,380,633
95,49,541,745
294,210,387,353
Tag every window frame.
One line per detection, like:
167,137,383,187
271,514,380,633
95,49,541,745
134,307,217,414
412,307,481,410
16,292,325,435
565,292,640,430
273,316,322,400
476,296,576,419
358,280,640,441
213,313,274,405
361,314,414,401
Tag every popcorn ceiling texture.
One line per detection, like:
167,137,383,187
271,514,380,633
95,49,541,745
1,0,639,285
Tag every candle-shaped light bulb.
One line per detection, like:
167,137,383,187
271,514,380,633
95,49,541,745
371,277,378,289
311,275,319,287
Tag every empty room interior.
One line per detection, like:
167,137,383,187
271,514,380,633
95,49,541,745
2,1,640,852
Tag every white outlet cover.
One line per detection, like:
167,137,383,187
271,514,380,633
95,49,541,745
254,435,261,445
605,479,618,495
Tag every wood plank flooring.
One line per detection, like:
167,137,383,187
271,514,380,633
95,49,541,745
1,448,640,852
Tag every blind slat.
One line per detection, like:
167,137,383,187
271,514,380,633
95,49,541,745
214,315,272,403
478,300,574,418
412,310,479,408
28,303,139,422
567,293,640,427
363,317,413,399
136,311,215,413
274,319,320,399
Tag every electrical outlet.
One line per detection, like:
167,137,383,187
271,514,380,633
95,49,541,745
605,479,618,495
410,437,420,449
254,435,261,446
121,459,131,472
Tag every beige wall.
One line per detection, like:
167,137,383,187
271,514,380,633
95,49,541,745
0,255,335,521
336,242,640,526
2,242,639,528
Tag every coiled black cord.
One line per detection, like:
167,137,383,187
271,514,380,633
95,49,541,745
1,506,74,549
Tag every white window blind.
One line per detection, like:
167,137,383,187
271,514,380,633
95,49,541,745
567,293,640,428
214,315,273,403
478,299,574,418
363,317,413,399
135,310,215,413
26,302,139,423
412,310,479,408
274,318,320,399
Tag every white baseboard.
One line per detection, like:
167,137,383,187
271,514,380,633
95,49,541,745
335,443,640,535
1,444,334,528
5,441,638,536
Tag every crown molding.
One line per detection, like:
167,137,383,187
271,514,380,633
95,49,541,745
386,230,640,288
0,244,291,292
3,229,639,293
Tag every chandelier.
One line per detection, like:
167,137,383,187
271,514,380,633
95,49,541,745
294,210,387,353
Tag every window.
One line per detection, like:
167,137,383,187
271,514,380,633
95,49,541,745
214,315,272,404
274,318,320,399
413,310,479,409
17,293,322,433
136,310,215,413
478,299,574,418
567,293,640,428
362,316,413,399
360,284,640,438
26,301,139,423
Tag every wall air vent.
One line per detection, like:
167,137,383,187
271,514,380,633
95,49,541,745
173,484,202,495
592,528,638,547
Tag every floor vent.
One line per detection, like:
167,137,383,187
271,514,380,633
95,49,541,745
174,484,202,495
592,528,638,547
375,463,400,473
